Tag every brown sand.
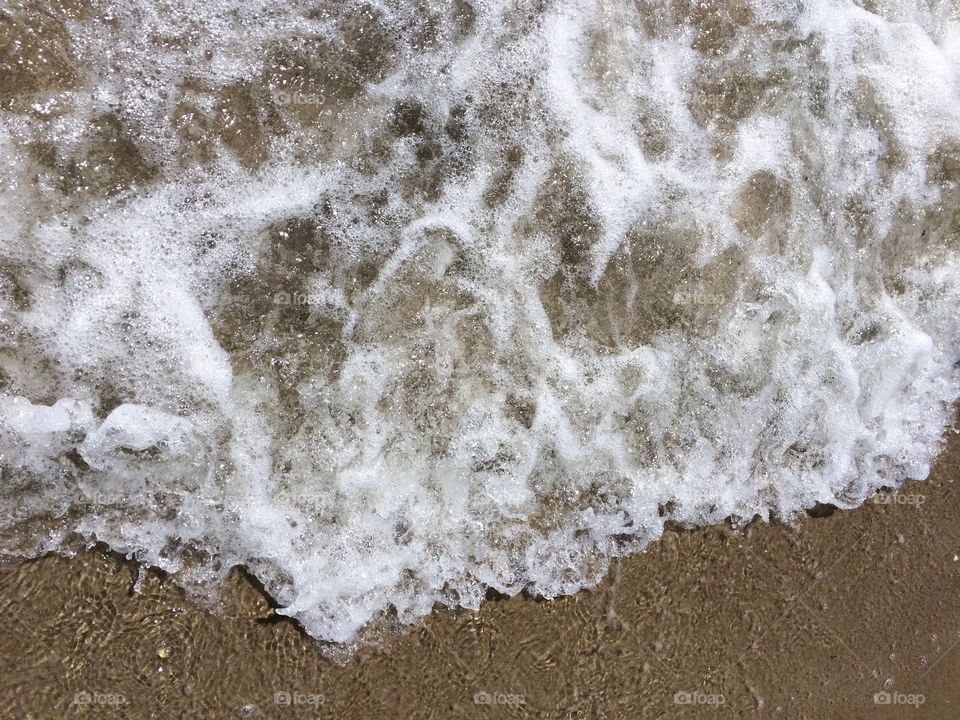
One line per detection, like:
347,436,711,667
1,428,958,719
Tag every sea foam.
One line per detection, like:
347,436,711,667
1,0,959,646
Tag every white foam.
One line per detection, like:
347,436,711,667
1,0,959,648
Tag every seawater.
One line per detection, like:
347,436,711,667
1,0,959,647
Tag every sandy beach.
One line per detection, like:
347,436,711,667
1,425,957,719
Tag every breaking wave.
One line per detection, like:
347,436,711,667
1,0,959,645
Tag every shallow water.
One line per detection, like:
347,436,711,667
1,0,959,646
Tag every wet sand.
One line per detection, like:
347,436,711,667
1,426,958,719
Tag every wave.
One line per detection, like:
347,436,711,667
1,0,959,646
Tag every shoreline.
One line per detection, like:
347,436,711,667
1,427,958,718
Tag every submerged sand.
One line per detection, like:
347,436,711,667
1,428,958,719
